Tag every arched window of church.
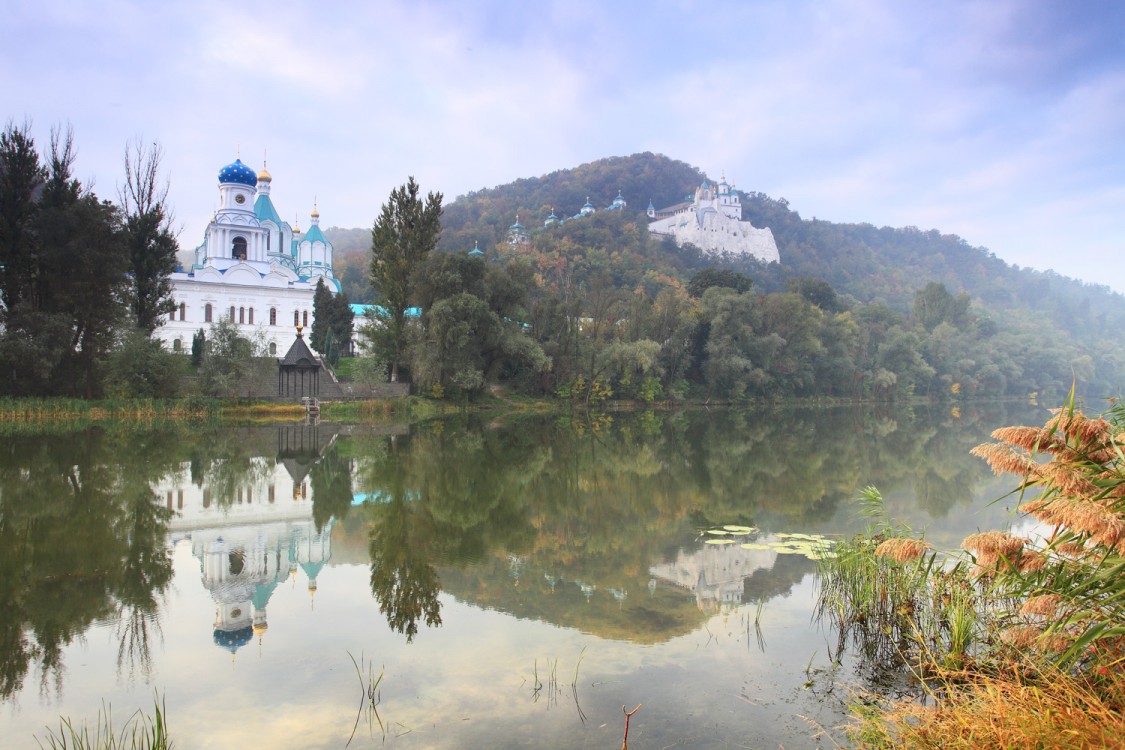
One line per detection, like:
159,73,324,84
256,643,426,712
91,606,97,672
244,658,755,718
229,306,236,322
270,307,277,325
232,236,247,260
179,302,186,320
173,338,182,352
294,310,299,327
302,311,309,327
204,304,213,323
239,307,245,324
248,308,254,325
269,342,277,355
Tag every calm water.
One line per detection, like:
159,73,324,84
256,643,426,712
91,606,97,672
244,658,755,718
0,402,1047,749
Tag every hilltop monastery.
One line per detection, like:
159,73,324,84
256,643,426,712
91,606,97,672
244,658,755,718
646,176,779,262
509,175,780,264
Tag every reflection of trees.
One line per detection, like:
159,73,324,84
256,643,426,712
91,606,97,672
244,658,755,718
351,403,1048,642
365,449,442,642
360,420,547,640
0,429,178,699
194,430,275,508
368,494,443,641
113,486,174,682
310,445,353,533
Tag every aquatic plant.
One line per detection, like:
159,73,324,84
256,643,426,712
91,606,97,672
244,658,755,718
825,395,1125,746
967,398,1125,669
346,651,385,747
35,694,171,750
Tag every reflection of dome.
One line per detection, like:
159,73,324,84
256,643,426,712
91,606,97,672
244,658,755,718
301,560,324,585
213,625,254,653
218,158,258,187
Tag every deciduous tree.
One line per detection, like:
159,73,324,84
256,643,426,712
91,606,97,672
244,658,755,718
119,139,178,334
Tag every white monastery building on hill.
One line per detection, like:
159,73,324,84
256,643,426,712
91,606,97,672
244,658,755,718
647,176,780,263
156,157,340,356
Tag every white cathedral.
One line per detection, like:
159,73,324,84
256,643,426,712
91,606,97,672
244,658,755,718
647,176,780,263
156,157,340,356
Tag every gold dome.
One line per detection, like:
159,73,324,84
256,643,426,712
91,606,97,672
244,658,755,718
257,159,272,182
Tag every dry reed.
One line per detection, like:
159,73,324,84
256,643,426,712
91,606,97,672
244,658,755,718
851,664,1125,749
874,538,932,564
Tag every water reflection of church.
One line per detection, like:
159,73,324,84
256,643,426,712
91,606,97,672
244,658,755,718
158,425,337,655
649,543,779,613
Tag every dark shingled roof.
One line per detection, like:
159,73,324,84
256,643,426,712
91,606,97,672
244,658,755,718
278,332,320,368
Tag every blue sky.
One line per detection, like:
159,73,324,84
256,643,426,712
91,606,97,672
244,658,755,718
4,0,1124,292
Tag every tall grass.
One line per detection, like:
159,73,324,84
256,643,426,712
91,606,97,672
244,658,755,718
821,394,1125,747
36,696,171,749
0,397,220,429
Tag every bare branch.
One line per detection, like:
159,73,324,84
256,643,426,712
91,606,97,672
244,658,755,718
120,137,173,229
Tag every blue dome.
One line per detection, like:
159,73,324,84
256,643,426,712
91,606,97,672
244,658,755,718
218,158,258,187
213,626,254,653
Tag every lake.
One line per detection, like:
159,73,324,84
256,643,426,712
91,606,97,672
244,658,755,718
0,401,1047,748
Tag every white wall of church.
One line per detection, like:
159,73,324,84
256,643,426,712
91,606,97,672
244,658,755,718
158,281,315,357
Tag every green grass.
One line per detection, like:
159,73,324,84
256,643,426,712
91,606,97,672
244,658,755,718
36,696,172,749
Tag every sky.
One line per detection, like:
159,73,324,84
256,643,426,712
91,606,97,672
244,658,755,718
4,0,1124,292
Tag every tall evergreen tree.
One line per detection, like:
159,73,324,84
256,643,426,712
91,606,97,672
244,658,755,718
119,139,178,334
369,176,443,382
0,121,46,312
0,124,129,396
310,278,354,367
311,278,334,357
36,128,129,396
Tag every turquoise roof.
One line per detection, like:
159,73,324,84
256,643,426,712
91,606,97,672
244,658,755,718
251,581,279,610
351,303,420,318
254,193,283,225
301,560,325,582
218,158,257,187
303,224,328,244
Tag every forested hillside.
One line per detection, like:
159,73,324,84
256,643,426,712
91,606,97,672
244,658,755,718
327,152,1125,403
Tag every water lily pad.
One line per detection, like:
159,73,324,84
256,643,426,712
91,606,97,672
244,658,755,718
740,543,771,550
705,529,730,535
705,538,735,545
723,525,757,533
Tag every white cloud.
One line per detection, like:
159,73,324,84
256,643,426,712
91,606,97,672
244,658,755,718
3,0,1123,291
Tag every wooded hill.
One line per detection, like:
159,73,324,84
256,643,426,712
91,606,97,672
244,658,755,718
327,152,1125,401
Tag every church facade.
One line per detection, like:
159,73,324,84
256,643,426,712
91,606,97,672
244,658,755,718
647,176,780,263
156,157,340,356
